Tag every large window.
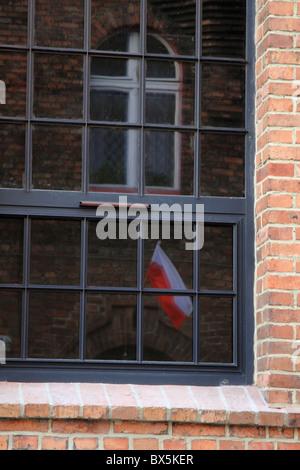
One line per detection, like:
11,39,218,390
0,0,255,385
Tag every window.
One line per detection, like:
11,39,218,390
0,0,255,386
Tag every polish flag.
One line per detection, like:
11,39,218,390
146,243,193,329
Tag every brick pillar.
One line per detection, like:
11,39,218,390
255,0,300,407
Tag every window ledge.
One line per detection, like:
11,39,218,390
0,383,299,428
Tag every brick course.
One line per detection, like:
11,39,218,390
1,0,300,450
0,383,299,450
255,0,300,408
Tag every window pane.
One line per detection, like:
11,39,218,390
91,1,140,51
200,225,233,292
34,53,83,119
86,293,137,361
35,0,84,49
90,57,140,124
30,219,81,286
199,296,233,364
90,90,129,122
28,291,80,359
0,218,23,284
0,0,27,46
201,63,245,128
91,57,128,77
0,124,25,189
144,238,193,291
201,133,245,197
143,294,193,362
88,221,137,288
0,290,22,358
147,0,196,56
0,52,27,117
202,0,246,58
145,130,194,195
89,127,139,191
32,125,82,191
146,61,195,127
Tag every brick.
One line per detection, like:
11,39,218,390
103,438,129,450
79,384,109,420
0,419,48,433
113,421,168,435
219,440,246,451
105,384,139,421
173,423,225,437
191,439,217,451
42,437,68,450
132,385,167,422
278,442,300,451
0,436,8,450
48,383,81,419
12,435,39,450
163,439,187,450
51,419,110,435
133,439,159,450
73,438,98,451
248,441,275,451
22,383,50,418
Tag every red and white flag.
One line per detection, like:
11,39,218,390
146,242,193,329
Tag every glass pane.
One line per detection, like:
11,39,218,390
0,0,27,46
91,57,128,77
34,53,83,119
35,0,84,49
30,219,81,286
0,124,25,188
202,0,246,58
88,221,137,288
199,296,233,364
0,52,27,117
201,63,245,128
144,238,193,291
143,295,193,362
86,293,137,361
146,60,195,126
201,133,245,197
145,131,194,195
28,291,80,359
147,0,196,56
0,218,23,284
200,226,233,292
90,90,128,122
32,125,82,191
91,1,140,51
90,57,140,124
0,290,22,358
89,127,139,191
146,59,176,79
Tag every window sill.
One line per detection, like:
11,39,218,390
0,382,299,428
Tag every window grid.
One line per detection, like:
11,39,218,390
0,0,255,385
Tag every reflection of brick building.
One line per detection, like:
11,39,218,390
1,0,300,452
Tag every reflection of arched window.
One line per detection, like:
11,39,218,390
89,31,181,192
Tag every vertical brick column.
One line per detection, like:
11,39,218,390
255,0,300,407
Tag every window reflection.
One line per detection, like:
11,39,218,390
86,293,137,361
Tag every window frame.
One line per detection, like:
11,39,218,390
0,0,255,386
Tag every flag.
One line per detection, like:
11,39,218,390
146,242,193,329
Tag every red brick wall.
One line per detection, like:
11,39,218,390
0,383,300,451
1,0,300,451
255,0,300,407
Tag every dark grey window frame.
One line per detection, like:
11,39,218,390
0,0,255,386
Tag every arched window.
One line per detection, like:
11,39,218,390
89,31,181,192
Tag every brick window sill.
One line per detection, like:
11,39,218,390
0,383,300,428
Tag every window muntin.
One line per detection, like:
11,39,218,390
0,0,254,385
